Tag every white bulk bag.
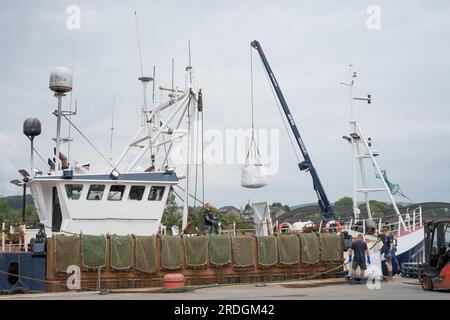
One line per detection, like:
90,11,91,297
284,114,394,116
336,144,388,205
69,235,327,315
252,202,271,236
241,134,268,189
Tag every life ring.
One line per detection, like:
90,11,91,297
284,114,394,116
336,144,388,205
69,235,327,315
279,222,292,233
325,220,342,233
336,221,343,233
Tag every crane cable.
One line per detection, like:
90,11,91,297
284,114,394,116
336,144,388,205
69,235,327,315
255,46,301,163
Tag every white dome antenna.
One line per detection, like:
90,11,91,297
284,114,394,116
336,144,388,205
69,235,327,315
49,66,73,94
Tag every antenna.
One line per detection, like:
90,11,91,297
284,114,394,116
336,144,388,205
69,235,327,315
188,40,193,85
188,40,192,67
171,58,175,92
134,5,144,77
109,93,116,162
152,66,156,104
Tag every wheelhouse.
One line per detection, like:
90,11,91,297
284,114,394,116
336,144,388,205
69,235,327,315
28,172,178,236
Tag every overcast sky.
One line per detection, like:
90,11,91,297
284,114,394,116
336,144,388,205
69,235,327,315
0,1,449,208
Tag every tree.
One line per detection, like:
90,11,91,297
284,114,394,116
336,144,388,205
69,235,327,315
335,196,353,207
358,200,392,218
226,211,241,225
270,202,290,212
161,190,181,233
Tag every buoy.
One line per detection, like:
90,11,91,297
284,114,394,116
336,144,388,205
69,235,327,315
163,273,185,290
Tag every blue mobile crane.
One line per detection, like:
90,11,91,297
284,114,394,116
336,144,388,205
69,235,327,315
251,40,334,220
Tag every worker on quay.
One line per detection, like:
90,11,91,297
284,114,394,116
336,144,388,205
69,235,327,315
204,203,218,235
391,232,400,277
379,227,394,280
348,233,371,283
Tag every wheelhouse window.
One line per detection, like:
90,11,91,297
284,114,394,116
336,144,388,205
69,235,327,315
86,184,105,200
65,184,83,200
107,185,126,201
148,186,165,201
129,186,145,200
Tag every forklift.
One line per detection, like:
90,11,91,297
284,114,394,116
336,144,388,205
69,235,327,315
420,218,450,291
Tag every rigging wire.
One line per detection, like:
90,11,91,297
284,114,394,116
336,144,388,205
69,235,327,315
31,145,48,167
61,114,113,167
175,184,204,206
256,48,301,163
185,94,192,209
68,51,76,160
250,46,255,132
193,106,200,208
201,107,205,204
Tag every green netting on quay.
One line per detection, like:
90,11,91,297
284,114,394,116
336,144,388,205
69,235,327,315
54,235,80,273
320,233,342,262
231,236,255,268
135,236,158,274
184,236,208,268
278,234,300,265
300,232,320,264
161,236,183,270
110,234,133,270
208,235,232,266
257,236,277,267
81,234,107,269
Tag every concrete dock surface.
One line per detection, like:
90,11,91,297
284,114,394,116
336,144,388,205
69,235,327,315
1,278,449,300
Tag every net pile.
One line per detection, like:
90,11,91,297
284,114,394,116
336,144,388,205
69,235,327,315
278,234,300,265
231,236,255,268
257,236,277,267
161,236,183,270
300,233,320,264
110,234,133,270
208,235,231,267
54,235,80,273
135,236,158,274
81,234,106,269
320,233,341,262
184,236,208,268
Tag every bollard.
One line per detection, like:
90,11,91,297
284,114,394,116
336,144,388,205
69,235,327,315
163,273,185,290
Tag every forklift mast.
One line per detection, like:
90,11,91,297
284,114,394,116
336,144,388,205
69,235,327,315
251,40,334,220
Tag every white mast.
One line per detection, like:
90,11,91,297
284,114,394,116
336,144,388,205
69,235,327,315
341,66,407,230
49,66,73,171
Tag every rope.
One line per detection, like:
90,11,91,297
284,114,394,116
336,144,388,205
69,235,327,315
250,46,255,132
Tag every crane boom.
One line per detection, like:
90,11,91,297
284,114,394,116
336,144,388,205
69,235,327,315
251,40,334,219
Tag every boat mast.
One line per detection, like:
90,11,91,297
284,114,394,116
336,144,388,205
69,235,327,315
341,66,407,230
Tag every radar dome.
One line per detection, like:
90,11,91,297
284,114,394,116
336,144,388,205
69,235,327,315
49,66,73,93
23,118,42,137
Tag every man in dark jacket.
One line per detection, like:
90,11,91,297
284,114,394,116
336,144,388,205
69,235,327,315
204,203,218,235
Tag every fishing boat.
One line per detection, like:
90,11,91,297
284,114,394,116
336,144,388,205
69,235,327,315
0,41,346,294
